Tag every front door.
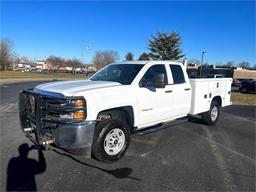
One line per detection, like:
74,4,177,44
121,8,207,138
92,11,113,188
136,64,176,127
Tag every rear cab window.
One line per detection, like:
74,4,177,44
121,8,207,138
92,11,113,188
169,65,185,84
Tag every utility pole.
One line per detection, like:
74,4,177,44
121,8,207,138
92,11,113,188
200,51,206,77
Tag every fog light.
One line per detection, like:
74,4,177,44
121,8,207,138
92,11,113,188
60,113,73,119
73,110,85,120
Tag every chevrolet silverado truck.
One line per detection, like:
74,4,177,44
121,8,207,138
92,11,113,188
19,61,232,162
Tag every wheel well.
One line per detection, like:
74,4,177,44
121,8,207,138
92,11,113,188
212,96,222,106
97,106,134,127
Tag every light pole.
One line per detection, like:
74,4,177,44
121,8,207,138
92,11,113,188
84,45,90,73
200,51,206,77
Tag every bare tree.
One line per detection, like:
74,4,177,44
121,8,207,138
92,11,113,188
225,61,236,67
70,59,83,69
46,55,65,69
238,61,250,69
65,58,83,73
93,50,119,70
0,39,14,71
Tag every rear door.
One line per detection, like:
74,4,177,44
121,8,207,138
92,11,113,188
168,64,191,117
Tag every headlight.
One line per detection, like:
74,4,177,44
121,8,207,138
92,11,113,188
71,99,86,107
60,98,86,121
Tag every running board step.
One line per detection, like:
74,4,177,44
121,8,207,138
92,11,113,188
134,118,188,136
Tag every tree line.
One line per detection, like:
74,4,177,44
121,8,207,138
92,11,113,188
46,56,83,69
1,32,255,71
188,59,255,69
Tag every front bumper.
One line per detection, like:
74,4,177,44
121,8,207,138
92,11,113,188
19,89,96,157
53,121,96,156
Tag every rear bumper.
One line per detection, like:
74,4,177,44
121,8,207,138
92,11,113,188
19,89,96,158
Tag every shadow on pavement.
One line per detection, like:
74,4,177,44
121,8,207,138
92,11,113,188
52,148,141,181
6,143,46,191
188,115,205,124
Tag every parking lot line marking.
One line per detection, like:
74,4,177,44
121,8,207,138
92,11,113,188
131,137,158,145
140,151,153,158
222,111,255,124
0,103,17,112
0,104,9,111
204,127,234,191
181,127,256,164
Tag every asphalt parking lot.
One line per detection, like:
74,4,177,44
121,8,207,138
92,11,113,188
0,81,255,191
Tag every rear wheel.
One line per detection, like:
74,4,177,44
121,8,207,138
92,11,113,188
92,119,130,162
202,101,220,125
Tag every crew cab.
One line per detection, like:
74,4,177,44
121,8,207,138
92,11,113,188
19,61,232,162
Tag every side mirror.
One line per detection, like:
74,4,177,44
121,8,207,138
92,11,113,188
140,73,166,88
153,73,166,88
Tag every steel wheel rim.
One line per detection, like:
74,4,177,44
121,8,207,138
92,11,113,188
211,106,218,122
104,128,125,156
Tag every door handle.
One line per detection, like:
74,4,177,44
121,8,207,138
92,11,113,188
165,90,173,93
184,88,191,91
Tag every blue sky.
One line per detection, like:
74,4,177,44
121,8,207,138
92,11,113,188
1,1,255,65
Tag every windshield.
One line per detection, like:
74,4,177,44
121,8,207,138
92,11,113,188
90,64,144,85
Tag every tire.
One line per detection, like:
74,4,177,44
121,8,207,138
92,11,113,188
202,101,220,125
92,119,130,162
241,87,248,93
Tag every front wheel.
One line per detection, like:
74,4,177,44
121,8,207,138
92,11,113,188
92,119,130,162
202,101,220,125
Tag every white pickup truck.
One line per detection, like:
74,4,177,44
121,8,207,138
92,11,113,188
19,60,232,162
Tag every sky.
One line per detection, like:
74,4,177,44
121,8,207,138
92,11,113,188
1,1,255,65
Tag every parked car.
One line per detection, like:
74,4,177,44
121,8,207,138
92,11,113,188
239,80,256,93
232,78,242,87
19,61,232,162
86,71,96,76
40,69,48,73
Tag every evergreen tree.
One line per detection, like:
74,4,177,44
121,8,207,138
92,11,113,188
148,32,185,60
125,52,134,61
138,52,151,60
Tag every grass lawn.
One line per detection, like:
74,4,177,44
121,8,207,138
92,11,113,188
231,92,256,105
0,71,87,79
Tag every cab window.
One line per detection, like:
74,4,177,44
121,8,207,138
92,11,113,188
169,65,185,84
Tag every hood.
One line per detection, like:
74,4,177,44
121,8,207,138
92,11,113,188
35,80,121,96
